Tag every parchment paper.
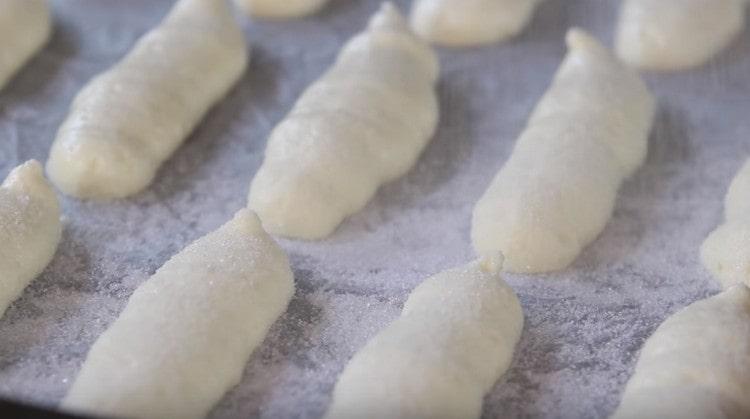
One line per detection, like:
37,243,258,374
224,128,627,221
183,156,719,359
1,0,749,418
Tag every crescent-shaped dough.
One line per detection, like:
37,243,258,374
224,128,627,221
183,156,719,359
611,285,750,419
0,160,61,318
60,209,294,419
233,0,330,19
0,0,51,90
616,0,747,71
471,29,656,273
324,258,523,419
701,159,750,288
410,0,542,47
248,3,439,240
46,0,248,199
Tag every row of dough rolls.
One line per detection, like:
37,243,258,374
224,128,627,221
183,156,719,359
5,1,743,418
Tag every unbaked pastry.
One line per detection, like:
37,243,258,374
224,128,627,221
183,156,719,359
46,0,248,199
0,0,51,90
616,0,747,71
701,159,750,288
0,160,61,318
61,209,294,419
248,3,439,240
472,28,656,273
233,0,330,19
325,257,523,419
410,0,542,47
611,285,750,419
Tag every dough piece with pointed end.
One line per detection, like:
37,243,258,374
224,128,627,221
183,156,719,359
410,0,541,47
325,258,523,419
248,3,439,240
611,285,750,419
0,0,51,90
0,160,61,318
60,209,294,419
701,159,750,288
616,0,747,71
46,0,248,199
471,29,656,274
233,0,330,19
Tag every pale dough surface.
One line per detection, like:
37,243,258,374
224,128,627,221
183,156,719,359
410,0,541,47
472,28,656,273
233,0,330,19
701,159,750,288
324,259,523,419
60,209,294,419
0,0,51,90
611,285,750,419
616,0,747,71
248,3,439,240
0,161,61,318
46,0,248,199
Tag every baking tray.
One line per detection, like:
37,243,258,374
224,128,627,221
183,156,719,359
1,0,749,418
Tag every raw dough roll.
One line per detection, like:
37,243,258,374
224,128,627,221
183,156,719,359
248,3,439,240
616,0,747,71
0,160,61,318
233,0,330,19
46,0,248,199
61,209,294,419
410,0,541,47
611,285,750,419
325,258,523,419
472,29,656,273
0,0,51,90
701,159,750,288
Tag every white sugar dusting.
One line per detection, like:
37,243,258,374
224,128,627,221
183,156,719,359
0,0,749,418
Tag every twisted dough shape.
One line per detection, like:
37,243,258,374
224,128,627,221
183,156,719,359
233,0,330,19
0,0,51,90
410,0,542,47
0,160,61,318
616,0,747,71
47,0,248,199
61,210,294,419
248,3,439,240
472,29,656,273
701,159,750,288
611,285,750,419
325,258,523,419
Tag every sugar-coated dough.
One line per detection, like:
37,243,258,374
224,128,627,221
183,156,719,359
0,0,51,90
46,0,248,199
471,29,655,274
701,159,750,288
61,209,294,419
0,161,61,318
233,0,330,19
610,285,750,419
248,3,439,240
324,258,523,419
616,0,747,71
410,0,541,47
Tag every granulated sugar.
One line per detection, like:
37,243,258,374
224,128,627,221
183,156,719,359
0,0,748,418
